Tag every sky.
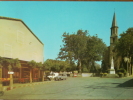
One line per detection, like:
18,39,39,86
0,1,133,63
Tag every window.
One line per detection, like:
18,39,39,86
113,38,115,43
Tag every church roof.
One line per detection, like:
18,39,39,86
111,12,117,27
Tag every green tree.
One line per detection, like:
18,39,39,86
85,35,106,74
58,30,88,73
11,58,21,70
43,59,53,71
101,47,109,72
27,60,37,83
43,59,71,72
58,30,106,73
0,57,21,71
36,62,43,69
36,62,44,81
115,27,133,74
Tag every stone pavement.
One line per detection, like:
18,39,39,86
2,81,51,91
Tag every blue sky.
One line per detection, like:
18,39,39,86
0,1,133,63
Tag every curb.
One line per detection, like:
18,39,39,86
3,81,51,91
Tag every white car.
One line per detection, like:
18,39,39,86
47,73,59,81
55,74,67,81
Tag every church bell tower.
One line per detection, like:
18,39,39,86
109,12,118,67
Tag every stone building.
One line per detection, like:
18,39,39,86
0,16,44,83
109,13,119,70
102,13,132,76
102,13,119,72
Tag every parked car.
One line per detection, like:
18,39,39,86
55,74,67,81
47,72,59,81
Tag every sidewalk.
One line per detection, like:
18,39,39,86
2,81,51,91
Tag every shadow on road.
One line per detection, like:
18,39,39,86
83,78,133,89
117,79,133,87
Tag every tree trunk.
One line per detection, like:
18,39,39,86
78,59,82,73
30,68,32,83
38,69,40,79
20,67,21,79
131,57,132,75
0,68,2,91
42,71,44,82
92,60,96,77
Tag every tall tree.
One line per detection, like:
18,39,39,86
87,35,107,73
58,30,106,73
101,48,109,72
115,28,133,74
58,30,88,73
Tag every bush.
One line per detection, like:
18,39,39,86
103,73,107,76
73,70,78,73
117,68,126,77
100,73,107,77
118,72,124,78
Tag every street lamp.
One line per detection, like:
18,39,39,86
124,57,130,76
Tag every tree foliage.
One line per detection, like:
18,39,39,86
58,30,107,72
43,59,71,72
115,28,133,57
0,56,21,71
36,62,43,70
115,27,133,72
27,60,37,69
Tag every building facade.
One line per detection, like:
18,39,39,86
0,17,44,63
0,16,44,83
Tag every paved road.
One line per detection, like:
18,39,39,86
0,77,133,99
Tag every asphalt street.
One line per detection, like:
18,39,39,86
0,77,133,99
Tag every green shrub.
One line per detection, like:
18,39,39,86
100,73,108,77
73,70,78,73
117,68,126,77
103,73,107,76
118,72,124,77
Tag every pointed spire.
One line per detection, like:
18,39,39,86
111,12,117,27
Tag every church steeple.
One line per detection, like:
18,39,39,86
110,12,118,37
112,13,117,27
109,12,118,61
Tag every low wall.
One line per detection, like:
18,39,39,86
82,73,93,77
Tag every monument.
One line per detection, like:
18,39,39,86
105,57,118,78
110,58,115,74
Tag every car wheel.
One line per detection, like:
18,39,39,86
50,78,52,81
55,78,57,81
